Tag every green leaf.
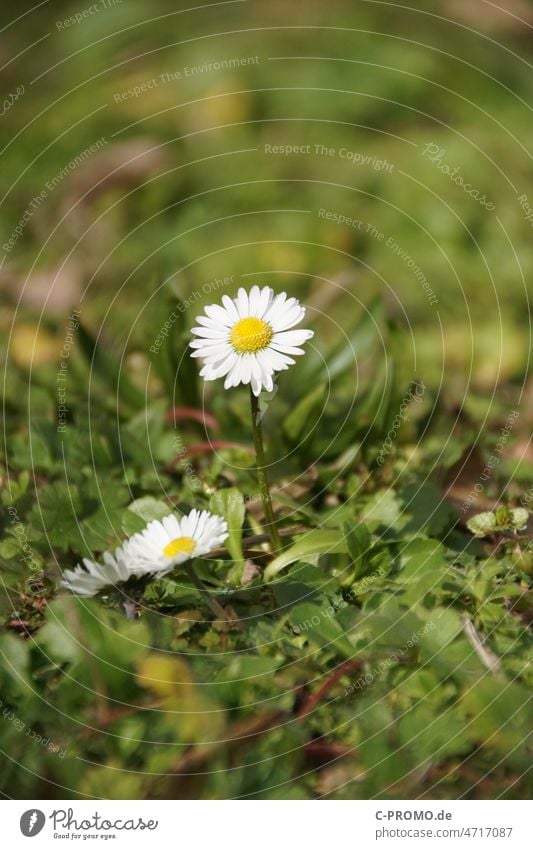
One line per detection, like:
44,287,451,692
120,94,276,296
459,678,532,761
1,471,30,506
80,482,131,550
289,601,354,659
0,538,21,559
209,488,245,577
215,655,282,683
263,529,348,581
397,538,446,582
398,706,471,762
400,483,455,535
27,482,84,552
361,488,402,528
344,522,371,580
358,355,394,434
128,497,172,523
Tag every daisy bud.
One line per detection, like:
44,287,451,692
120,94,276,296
467,511,497,538
510,507,529,531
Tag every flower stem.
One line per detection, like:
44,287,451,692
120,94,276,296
249,388,282,553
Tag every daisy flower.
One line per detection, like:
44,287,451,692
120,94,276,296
61,548,132,597
190,285,314,395
122,509,228,575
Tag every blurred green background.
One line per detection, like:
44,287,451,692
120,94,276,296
2,0,532,394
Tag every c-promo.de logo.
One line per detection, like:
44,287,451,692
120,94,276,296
20,810,46,837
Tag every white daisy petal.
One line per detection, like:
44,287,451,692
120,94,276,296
258,348,294,370
200,365,224,381
221,294,240,322
261,295,282,324
257,286,274,317
191,326,228,339
211,351,239,378
61,548,135,597
191,344,231,362
270,343,308,356
236,287,249,316
188,510,201,537
198,346,226,365
265,293,299,322
249,284,261,313
241,355,253,385
204,303,233,325
272,329,314,346
270,305,306,332
194,315,223,329
235,357,250,386
189,338,218,349
162,515,180,536
228,358,243,387
194,512,209,539
262,372,274,392
250,355,263,381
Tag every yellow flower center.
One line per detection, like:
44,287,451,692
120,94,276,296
163,536,197,558
230,317,273,353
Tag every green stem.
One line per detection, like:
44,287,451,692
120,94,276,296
250,388,282,553
185,561,232,623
